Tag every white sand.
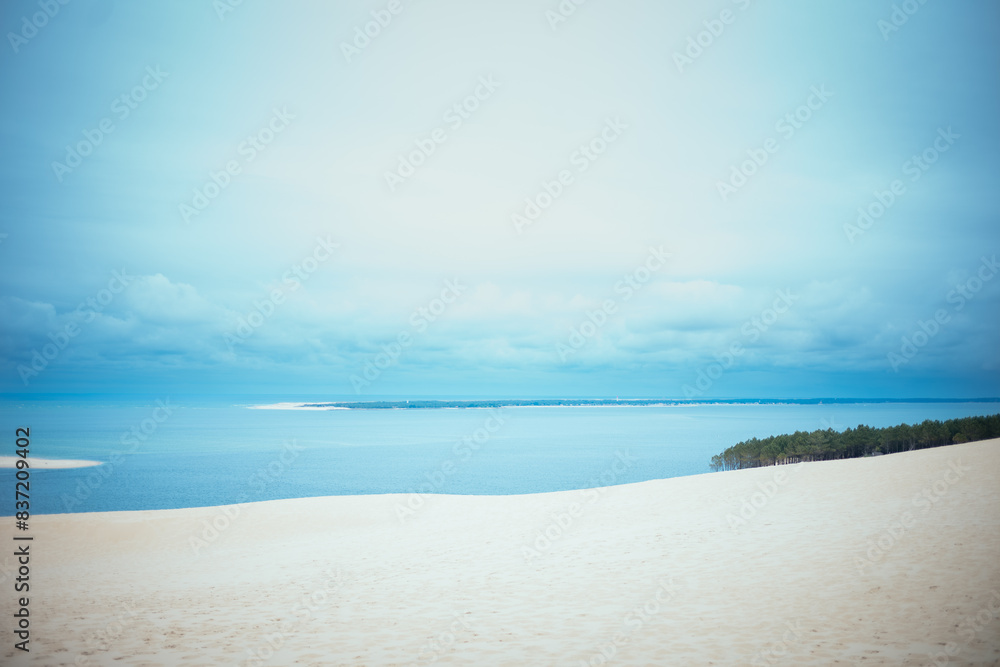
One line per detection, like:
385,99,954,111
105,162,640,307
3,439,999,666
0,456,103,469
248,403,348,410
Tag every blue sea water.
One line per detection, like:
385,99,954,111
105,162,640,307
1,395,998,516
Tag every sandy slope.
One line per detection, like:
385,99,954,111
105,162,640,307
3,439,999,666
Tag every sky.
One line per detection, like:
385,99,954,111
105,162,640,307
0,0,998,398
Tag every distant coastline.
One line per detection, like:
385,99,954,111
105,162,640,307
249,397,1000,411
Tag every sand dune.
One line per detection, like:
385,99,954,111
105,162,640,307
3,439,999,666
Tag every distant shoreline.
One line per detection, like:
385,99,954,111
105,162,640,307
249,397,1000,411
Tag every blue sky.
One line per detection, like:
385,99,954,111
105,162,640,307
1,0,998,398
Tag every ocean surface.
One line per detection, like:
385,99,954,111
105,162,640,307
1,395,998,515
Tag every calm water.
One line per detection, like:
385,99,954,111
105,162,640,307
1,396,998,515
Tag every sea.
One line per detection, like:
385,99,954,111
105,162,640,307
1,395,998,516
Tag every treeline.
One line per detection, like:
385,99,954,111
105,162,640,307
710,414,1000,471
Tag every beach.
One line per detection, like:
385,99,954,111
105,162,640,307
0,457,102,470
4,438,999,666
